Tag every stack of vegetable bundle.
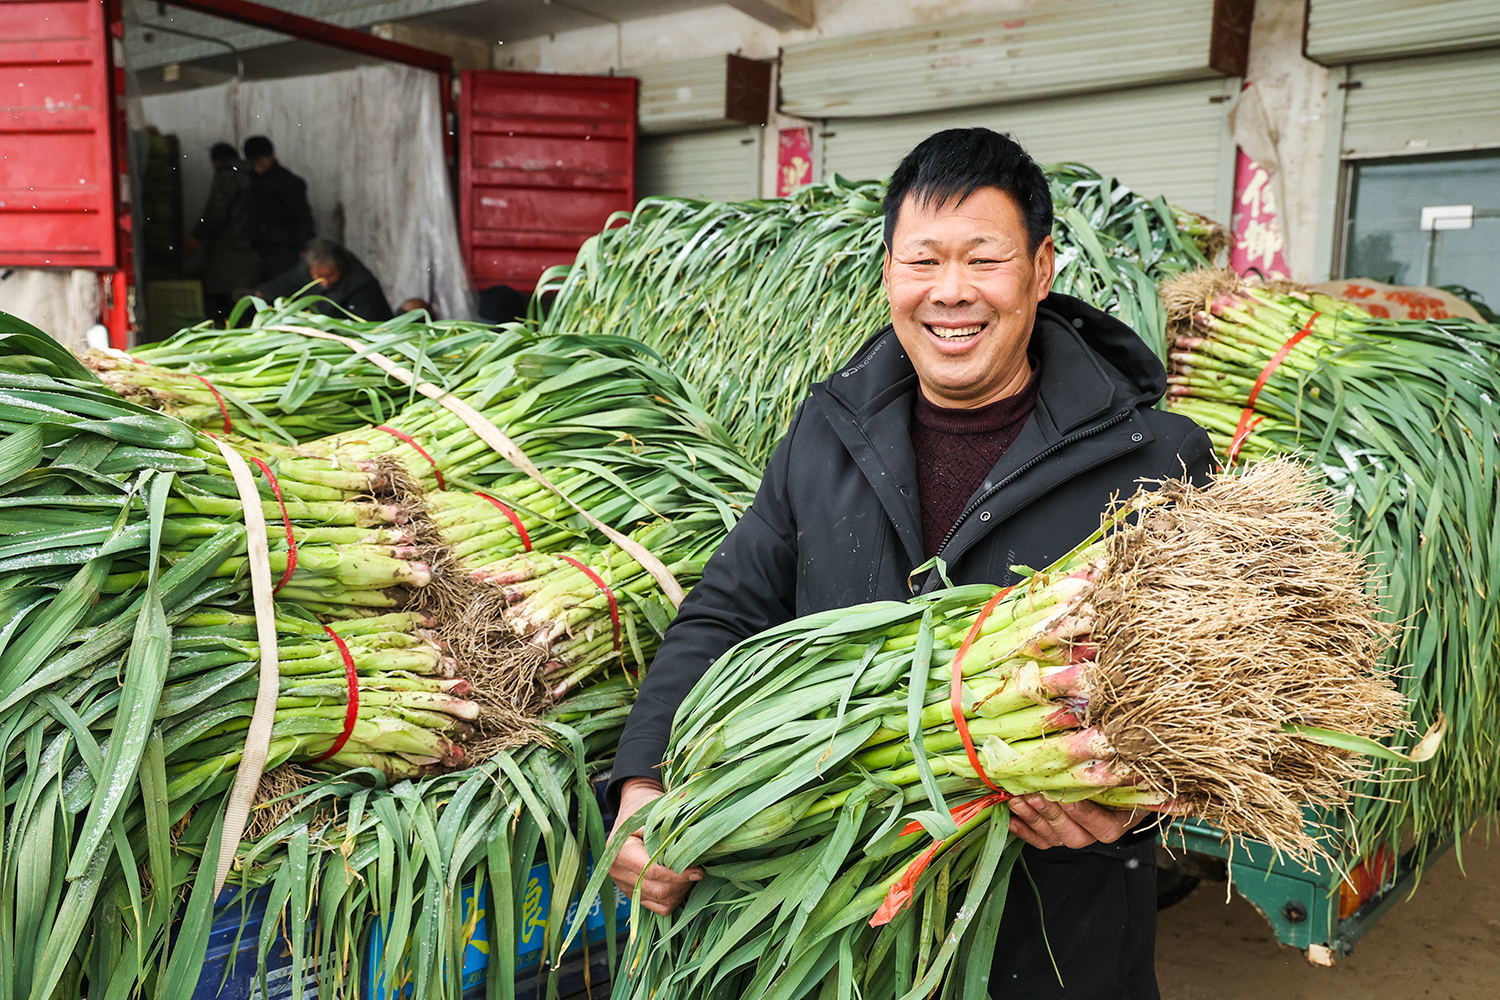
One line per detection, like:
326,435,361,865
293,327,759,690
0,318,521,1000
82,302,491,445
536,165,1218,463
1161,271,1500,854
596,462,1423,1000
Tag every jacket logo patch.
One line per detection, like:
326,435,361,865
840,337,886,377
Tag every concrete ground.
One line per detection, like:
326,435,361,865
1157,829,1499,999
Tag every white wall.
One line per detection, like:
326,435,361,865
494,0,1027,73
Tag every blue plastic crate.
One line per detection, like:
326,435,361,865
194,860,627,999
365,859,630,999
192,884,323,1000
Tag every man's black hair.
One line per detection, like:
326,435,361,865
304,238,348,273
243,135,274,161
882,128,1052,252
210,141,238,164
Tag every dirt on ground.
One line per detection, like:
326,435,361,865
1157,828,1500,999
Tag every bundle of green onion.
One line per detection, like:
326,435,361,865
0,371,435,616
536,165,1216,463
1161,271,1500,855
484,510,729,698
166,610,480,787
591,462,1423,1000
296,328,758,692
83,302,492,445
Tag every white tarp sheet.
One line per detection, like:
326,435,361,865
140,63,472,319
0,270,102,349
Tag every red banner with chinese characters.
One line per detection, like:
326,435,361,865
1229,148,1290,280
776,126,814,197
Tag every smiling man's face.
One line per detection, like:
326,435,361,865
882,186,1055,409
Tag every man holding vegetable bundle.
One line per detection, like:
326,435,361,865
609,128,1214,998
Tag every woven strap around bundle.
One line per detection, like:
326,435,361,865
210,437,281,897
271,325,686,606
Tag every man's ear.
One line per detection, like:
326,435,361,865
1034,235,1057,301
881,246,893,288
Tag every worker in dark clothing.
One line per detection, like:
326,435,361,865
258,238,393,321
185,142,259,322
606,129,1215,999
243,135,315,281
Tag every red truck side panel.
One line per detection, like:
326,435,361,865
459,71,636,293
0,0,116,269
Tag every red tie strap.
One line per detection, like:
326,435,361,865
189,374,233,434
558,555,621,653
1224,311,1321,466
308,625,360,763
374,425,445,489
475,491,533,551
124,354,232,434
870,791,1014,926
949,585,1018,793
248,456,297,594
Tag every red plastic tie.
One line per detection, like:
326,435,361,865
189,374,232,434
949,585,1018,793
870,791,1014,927
558,555,621,653
309,625,360,763
475,491,532,551
1224,311,1321,466
248,456,297,594
374,425,445,489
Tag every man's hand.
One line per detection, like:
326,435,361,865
1007,794,1146,850
608,777,704,915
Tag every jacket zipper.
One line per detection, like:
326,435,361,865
932,407,1137,557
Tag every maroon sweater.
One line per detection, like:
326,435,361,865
911,370,1040,558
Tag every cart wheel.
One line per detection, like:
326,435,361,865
1155,864,1201,910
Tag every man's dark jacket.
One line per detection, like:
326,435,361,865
614,293,1215,794
246,163,314,279
260,253,393,322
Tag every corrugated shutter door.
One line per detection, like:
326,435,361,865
1342,51,1500,159
780,0,1223,119
637,127,761,202
1307,0,1500,64
632,57,726,134
821,79,1234,216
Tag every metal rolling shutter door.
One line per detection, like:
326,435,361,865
820,78,1236,217
1341,50,1500,159
637,127,762,202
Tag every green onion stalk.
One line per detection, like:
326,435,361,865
82,300,495,444
535,165,1214,464
1160,272,1500,858
586,463,1421,1000
82,679,638,1000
